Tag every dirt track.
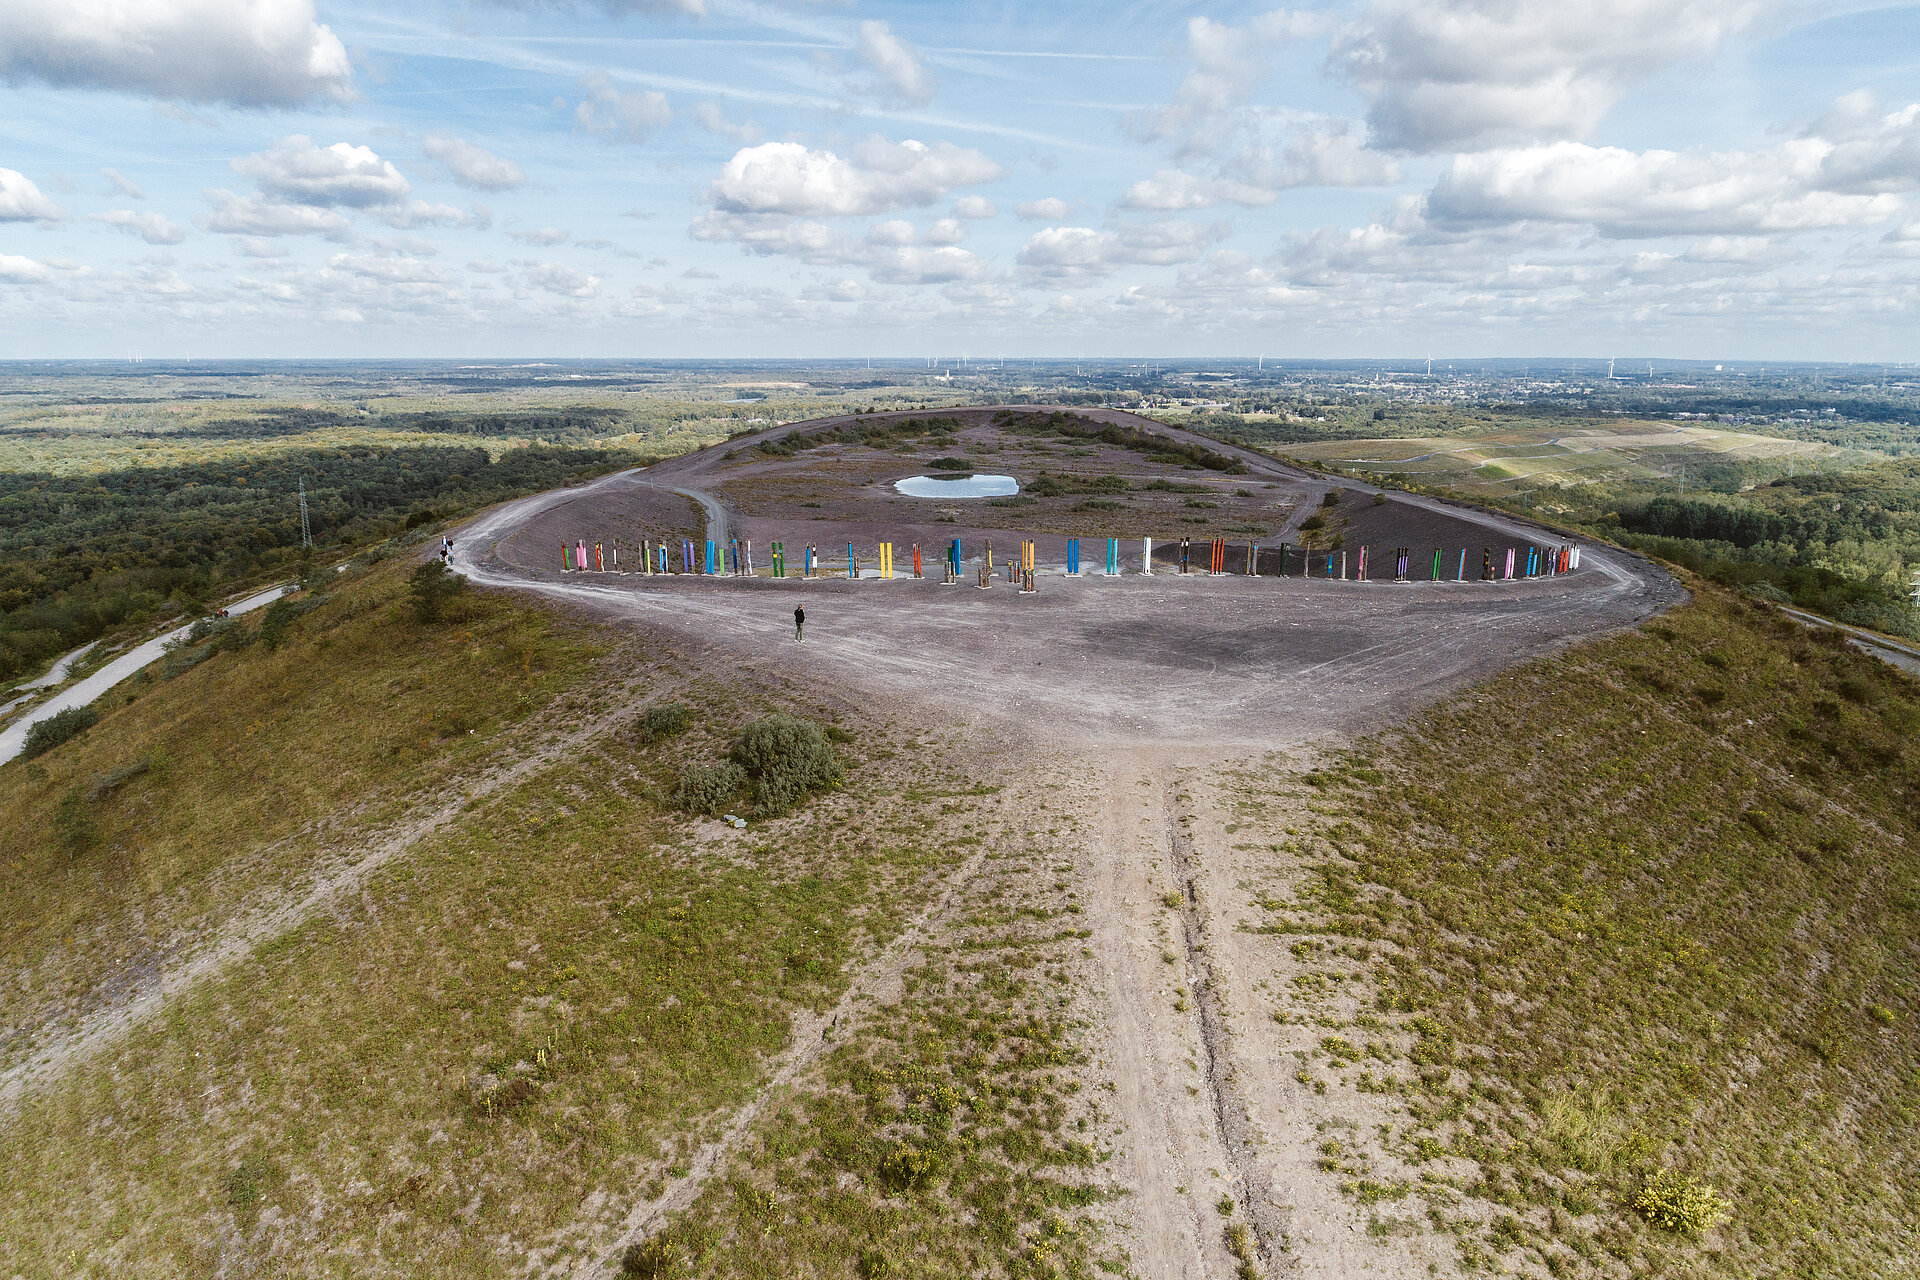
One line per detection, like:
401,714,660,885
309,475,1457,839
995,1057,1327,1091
454,406,1680,750
451,407,1682,1279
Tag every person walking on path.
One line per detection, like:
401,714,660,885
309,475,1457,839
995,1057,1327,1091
794,605,805,642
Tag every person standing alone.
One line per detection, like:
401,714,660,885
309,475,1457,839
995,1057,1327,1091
794,605,805,642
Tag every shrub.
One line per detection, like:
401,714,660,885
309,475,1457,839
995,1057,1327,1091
1322,491,1340,507
1633,1168,1731,1234
636,702,691,744
672,761,745,817
621,1234,680,1278
1299,515,1326,532
222,1155,281,1227
409,560,466,624
52,786,97,854
258,596,303,650
212,621,256,655
731,714,844,816
927,456,970,471
878,1142,938,1192
21,705,99,759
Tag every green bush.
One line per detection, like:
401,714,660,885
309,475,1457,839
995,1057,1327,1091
731,714,844,816
672,761,746,817
21,705,99,759
258,596,306,650
409,560,466,624
52,786,97,854
636,701,691,744
877,1142,938,1192
621,1235,681,1279
1633,1168,1731,1234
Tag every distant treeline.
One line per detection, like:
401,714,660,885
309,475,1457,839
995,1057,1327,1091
0,443,639,679
1605,467,1920,635
1624,491,1897,549
178,406,629,443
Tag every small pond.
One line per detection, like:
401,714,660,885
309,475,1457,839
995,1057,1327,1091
893,474,1020,498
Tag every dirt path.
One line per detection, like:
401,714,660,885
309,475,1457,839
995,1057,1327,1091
575,836,998,1277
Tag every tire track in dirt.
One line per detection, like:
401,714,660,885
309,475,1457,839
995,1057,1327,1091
1163,773,1296,1278
0,686,664,1114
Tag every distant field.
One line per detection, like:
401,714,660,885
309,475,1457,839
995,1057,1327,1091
1275,423,1843,495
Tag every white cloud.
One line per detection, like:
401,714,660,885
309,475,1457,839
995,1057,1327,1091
234,136,410,209
1127,9,1328,156
197,189,351,239
377,200,474,230
1332,0,1771,153
1124,126,1402,209
692,102,761,144
867,245,982,285
1016,220,1231,283
524,262,600,297
327,253,450,285
1016,197,1070,220
691,210,839,257
509,226,571,246
691,206,987,286
92,208,187,244
856,20,934,105
1427,138,1904,239
575,72,671,143
707,138,1002,218
1120,169,1272,211
423,133,524,192
101,167,144,200
0,168,60,221
951,196,996,220
1231,125,1403,191
1806,92,1920,195
0,252,53,283
0,0,351,106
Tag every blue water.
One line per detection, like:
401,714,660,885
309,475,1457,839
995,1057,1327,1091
893,474,1020,498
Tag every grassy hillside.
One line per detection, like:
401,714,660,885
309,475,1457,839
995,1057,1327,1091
1248,586,1919,1277
0,549,1059,1277
0,549,600,1066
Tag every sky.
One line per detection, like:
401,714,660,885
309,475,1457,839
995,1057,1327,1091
2,1,1920,360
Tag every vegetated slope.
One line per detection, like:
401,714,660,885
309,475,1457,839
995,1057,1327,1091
0,443,642,679
0,550,1042,1277
657,803,1123,1280
1256,586,1918,1278
0,548,600,1075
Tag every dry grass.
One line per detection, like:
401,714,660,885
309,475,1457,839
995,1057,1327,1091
0,563,1003,1275
0,555,598,1068
655,804,1124,1279
1242,585,1920,1277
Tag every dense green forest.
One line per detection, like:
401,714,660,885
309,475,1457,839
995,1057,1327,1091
1585,465,1920,635
0,444,640,680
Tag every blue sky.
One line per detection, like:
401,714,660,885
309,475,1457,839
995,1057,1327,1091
2,1,1920,359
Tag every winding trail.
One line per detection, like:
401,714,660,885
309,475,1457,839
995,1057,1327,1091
0,585,294,766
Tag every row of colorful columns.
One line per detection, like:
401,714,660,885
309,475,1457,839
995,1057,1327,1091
560,534,1582,583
